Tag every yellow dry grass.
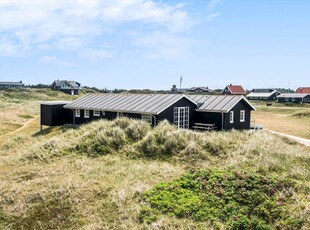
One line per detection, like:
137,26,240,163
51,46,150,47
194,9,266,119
252,106,310,139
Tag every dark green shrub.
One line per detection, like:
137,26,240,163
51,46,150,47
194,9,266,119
140,169,304,229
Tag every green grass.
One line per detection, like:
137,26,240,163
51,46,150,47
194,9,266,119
140,168,303,229
292,110,310,119
0,123,22,135
0,88,79,102
250,100,310,108
18,114,34,119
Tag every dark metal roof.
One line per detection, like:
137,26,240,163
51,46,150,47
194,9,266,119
277,93,309,98
41,101,70,105
188,87,212,92
189,95,256,112
247,90,279,98
64,93,197,115
52,80,80,88
0,82,24,85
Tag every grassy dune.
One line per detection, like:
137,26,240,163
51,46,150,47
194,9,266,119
0,118,309,229
253,106,310,139
0,91,309,229
0,89,78,137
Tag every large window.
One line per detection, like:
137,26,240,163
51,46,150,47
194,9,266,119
94,110,100,116
75,109,80,117
229,111,234,123
240,110,245,122
291,98,295,102
84,110,90,118
173,107,189,129
285,97,289,102
117,112,124,118
141,114,152,125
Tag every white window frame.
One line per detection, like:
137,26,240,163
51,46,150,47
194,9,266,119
291,97,295,102
84,109,90,118
94,110,100,117
141,114,152,125
75,109,80,117
229,111,234,123
240,110,245,122
285,97,289,102
173,107,189,129
117,112,124,118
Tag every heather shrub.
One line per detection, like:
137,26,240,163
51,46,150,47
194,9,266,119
140,169,304,229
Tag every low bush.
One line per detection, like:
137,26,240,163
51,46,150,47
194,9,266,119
2,194,81,229
18,114,34,119
292,110,310,118
140,168,304,229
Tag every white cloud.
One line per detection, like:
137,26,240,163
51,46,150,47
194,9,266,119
0,34,29,57
132,31,189,60
206,12,221,21
0,0,191,58
208,0,222,11
101,0,190,32
78,48,113,59
40,55,74,66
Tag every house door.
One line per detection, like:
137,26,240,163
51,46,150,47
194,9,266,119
173,107,189,129
71,90,74,95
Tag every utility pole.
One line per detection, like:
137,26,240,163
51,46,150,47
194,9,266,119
288,81,290,93
180,75,183,90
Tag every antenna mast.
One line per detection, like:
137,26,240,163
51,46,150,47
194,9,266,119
180,75,183,90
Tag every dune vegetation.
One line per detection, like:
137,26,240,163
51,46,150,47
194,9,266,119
252,106,310,139
0,115,309,229
0,89,78,139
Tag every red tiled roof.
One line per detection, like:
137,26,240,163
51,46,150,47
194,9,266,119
227,85,246,94
296,87,310,94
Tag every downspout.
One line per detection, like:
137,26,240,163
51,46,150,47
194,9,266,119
71,109,75,125
152,115,157,126
221,112,224,131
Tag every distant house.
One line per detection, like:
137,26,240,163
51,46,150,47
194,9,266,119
40,93,255,131
187,87,213,93
221,84,246,95
0,81,24,90
296,87,310,94
252,88,274,93
277,93,310,103
247,89,280,101
51,80,81,95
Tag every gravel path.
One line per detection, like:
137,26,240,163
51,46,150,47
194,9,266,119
267,130,310,147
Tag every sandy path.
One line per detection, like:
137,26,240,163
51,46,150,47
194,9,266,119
267,130,310,147
0,117,37,138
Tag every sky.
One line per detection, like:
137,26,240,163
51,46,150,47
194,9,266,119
0,0,309,90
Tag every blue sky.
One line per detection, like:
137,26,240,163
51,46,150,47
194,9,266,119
0,0,309,90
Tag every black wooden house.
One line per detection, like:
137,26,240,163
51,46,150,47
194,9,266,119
40,101,73,129
247,90,280,101
41,93,255,131
189,95,255,130
51,80,81,95
277,94,310,103
0,81,24,90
